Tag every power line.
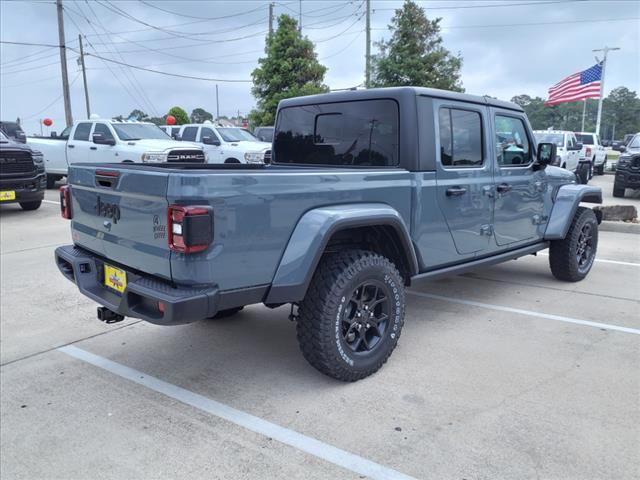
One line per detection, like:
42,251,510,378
313,12,365,42
23,72,81,121
1,59,60,75
320,30,364,60
371,16,639,30
373,0,588,11
1,46,57,67
138,1,268,21
305,2,365,30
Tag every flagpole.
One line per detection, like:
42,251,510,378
593,46,620,137
581,99,586,132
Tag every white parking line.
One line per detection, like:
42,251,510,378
408,291,640,335
537,251,640,267
57,345,417,480
42,199,59,205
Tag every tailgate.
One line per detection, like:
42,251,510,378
68,165,171,279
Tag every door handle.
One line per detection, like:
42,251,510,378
90,146,97,150
496,183,512,193
67,144,75,149
446,186,467,197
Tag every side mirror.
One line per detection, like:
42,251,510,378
93,133,116,146
172,134,181,141
50,131,57,138
202,136,220,146
619,145,626,152
537,142,557,167
574,142,583,150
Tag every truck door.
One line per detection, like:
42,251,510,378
491,110,545,246
88,123,118,163
434,102,493,255
66,122,93,164
199,126,223,163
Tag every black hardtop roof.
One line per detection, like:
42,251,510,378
278,86,523,112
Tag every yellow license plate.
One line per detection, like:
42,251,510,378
104,264,127,293
0,191,16,201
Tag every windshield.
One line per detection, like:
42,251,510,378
216,128,258,142
575,134,594,145
111,123,170,141
534,133,564,147
628,134,640,149
0,122,23,137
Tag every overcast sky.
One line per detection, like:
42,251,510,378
1,0,638,134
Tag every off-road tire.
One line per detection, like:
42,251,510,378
19,200,42,211
209,306,243,319
224,158,241,164
297,249,405,382
612,181,625,198
596,158,605,175
577,163,590,184
549,207,598,282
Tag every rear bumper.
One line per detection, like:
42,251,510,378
54,245,219,325
0,173,45,203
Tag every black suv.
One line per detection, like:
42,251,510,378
0,130,46,210
0,121,27,143
613,133,640,198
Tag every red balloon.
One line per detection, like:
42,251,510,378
166,115,176,125
43,118,53,127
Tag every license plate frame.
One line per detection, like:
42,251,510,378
104,264,127,294
0,191,16,201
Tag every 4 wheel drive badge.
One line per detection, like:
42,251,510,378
95,196,121,224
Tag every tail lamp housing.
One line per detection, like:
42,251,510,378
585,146,592,158
60,185,72,219
167,205,213,253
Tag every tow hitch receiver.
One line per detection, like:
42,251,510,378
97,306,125,324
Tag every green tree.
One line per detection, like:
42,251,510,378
371,0,463,91
250,14,328,126
191,108,214,123
167,106,190,125
147,116,166,126
602,87,640,140
128,109,149,121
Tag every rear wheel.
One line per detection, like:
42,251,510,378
549,207,598,282
577,163,590,184
46,174,59,189
596,157,606,175
224,158,240,164
297,249,405,382
19,200,42,211
612,181,625,198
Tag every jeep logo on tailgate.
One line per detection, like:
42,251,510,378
95,196,121,224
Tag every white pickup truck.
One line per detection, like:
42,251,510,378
574,132,607,175
29,118,206,188
165,122,271,164
533,130,591,183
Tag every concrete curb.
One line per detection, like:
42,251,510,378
599,221,640,234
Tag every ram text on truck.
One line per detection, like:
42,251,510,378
55,87,602,381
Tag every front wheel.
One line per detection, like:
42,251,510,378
549,207,598,282
577,163,590,184
297,249,406,382
19,200,42,211
612,181,625,198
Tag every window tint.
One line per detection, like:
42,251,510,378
575,133,594,145
181,126,198,141
171,127,181,138
274,99,399,166
438,108,483,167
93,123,114,141
495,115,531,166
200,127,218,142
73,122,92,141
567,135,575,148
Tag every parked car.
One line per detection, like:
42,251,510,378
0,121,26,143
55,87,602,382
0,130,45,210
613,132,640,197
177,122,271,164
623,133,635,146
575,132,607,175
533,130,590,182
28,119,205,188
158,125,182,140
253,126,274,143
611,140,626,152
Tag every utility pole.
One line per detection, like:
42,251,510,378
56,0,73,127
268,2,274,37
580,99,586,132
215,84,220,120
593,46,619,137
298,0,302,33
365,0,371,88
78,34,90,118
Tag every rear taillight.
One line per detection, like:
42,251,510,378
585,147,592,157
60,185,72,219
167,205,213,254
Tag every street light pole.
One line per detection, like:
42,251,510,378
592,46,620,137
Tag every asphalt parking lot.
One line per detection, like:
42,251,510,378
1,183,639,480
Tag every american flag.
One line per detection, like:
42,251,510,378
545,63,602,106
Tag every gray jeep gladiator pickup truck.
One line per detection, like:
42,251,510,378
55,87,602,381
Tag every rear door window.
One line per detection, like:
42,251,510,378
438,107,483,168
181,126,198,141
274,99,399,166
73,122,93,141
575,133,594,145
